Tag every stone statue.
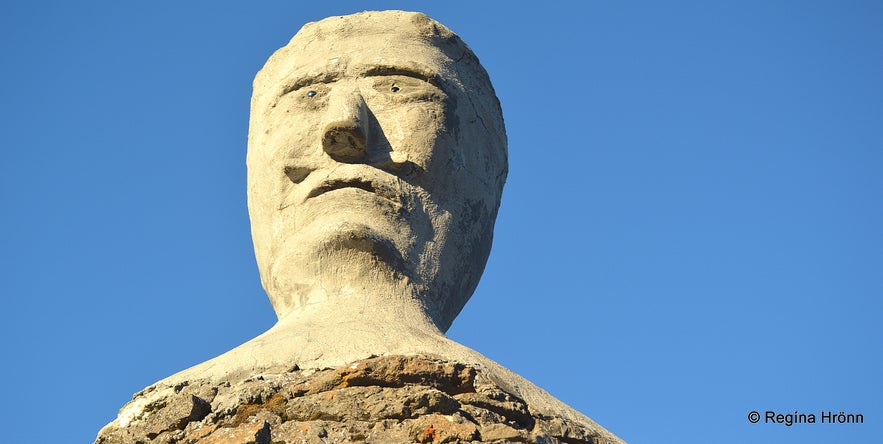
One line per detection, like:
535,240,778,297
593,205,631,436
96,11,624,443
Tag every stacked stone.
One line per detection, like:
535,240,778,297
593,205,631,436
96,355,604,444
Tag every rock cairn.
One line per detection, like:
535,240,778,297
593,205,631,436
96,355,607,443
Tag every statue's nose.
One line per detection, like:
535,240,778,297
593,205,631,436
321,91,369,163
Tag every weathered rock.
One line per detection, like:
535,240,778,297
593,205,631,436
96,355,611,443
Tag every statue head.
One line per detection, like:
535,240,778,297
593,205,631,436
246,10,507,332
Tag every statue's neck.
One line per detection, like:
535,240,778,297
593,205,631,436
272,280,444,337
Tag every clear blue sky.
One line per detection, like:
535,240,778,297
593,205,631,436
2,1,880,443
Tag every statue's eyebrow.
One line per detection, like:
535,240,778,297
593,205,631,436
279,66,445,97
281,72,340,95
362,65,444,90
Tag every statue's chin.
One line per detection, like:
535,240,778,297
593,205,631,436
264,222,425,317
315,223,408,273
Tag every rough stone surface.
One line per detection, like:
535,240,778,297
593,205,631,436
96,355,614,444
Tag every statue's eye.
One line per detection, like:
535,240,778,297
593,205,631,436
306,90,317,98
369,76,441,102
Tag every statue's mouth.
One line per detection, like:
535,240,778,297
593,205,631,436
306,176,402,206
277,164,409,211
307,178,377,199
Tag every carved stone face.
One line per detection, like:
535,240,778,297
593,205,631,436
246,11,507,331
